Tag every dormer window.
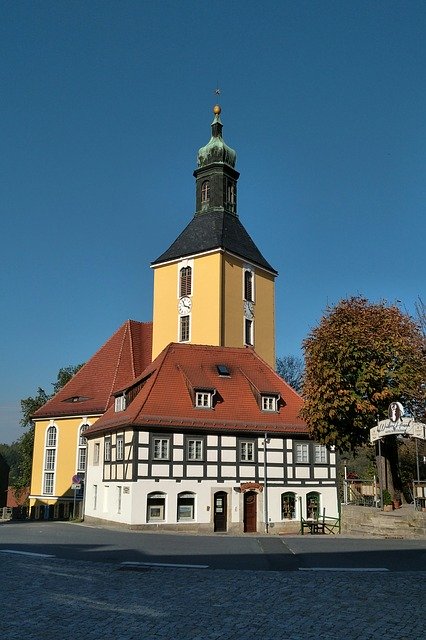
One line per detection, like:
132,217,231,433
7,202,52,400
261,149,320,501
201,180,210,203
195,390,213,408
261,395,278,412
115,395,126,412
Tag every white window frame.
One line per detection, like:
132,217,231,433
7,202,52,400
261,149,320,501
314,444,327,463
243,267,254,302
45,448,56,470
195,391,213,408
94,442,100,465
115,395,126,412
244,317,254,346
240,440,254,462
147,493,166,521
187,438,203,461
295,443,309,464
116,435,124,461
261,395,278,412
177,492,195,521
179,315,190,342
104,439,111,462
153,437,170,460
43,472,54,495
77,447,87,472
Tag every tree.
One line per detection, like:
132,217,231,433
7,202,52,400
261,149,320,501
276,355,304,394
301,297,426,495
10,363,84,490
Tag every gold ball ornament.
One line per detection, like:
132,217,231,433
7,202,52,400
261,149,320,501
213,104,221,115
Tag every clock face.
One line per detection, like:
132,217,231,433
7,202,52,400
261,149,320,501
244,300,254,319
178,296,192,315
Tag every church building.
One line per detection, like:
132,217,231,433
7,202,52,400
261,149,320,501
28,105,338,531
81,106,338,532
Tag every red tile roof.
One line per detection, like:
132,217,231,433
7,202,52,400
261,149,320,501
33,320,153,419
86,343,308,437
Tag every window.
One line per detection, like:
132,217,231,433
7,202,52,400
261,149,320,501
201,180,210,203
117,486,122,514
262,395,278,412
147,492,166,521
240,440,254,462
314,444,327,463
306,492,320,519
177,492,195,521
179,266,192,297
244,269,253,301
227,180,236,211
77,424,89,472
217,364,230,376
179,315,190,342
104,440,111,462
244,318,253,346
116,436,124,461
93,485,98,510
281,492,296,520
43,473,54,495
115,395,126,412
45,449,56,470
153,437,170,460
195,391,213,408
187,438,203,461
77,447,86,471
46,426,57,447
94,442,100,465
295,443,309,463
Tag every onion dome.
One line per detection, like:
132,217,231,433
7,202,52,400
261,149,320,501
197,105,237,168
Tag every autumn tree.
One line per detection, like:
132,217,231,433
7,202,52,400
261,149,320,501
301,297,426,495
276,355,304,394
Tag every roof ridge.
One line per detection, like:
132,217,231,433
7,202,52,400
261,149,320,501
108,321,129,401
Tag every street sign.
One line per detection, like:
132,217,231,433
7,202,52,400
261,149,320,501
71,483,81,490
72,474,81,484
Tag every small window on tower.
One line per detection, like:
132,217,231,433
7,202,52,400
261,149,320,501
244,318,253,346
179,315,190,342
227,180,236,211
201,180,210,203
179,266,192,297
244,269,253,302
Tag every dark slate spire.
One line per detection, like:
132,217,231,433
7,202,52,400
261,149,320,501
152,106,277,274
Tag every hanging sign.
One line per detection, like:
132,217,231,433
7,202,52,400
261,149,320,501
370,403,426,443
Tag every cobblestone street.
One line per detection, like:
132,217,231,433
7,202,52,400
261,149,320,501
1,553,423,640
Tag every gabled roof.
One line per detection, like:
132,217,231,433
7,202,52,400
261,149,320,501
32,320,153,419
85,343,307,437
151,210,277,274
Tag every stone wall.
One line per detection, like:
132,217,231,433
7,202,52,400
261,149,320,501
341,504,426,538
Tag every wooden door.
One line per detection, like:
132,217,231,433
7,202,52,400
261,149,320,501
214,492,227,532
243,491,257,533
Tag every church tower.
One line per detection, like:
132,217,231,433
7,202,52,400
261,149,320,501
151,105,277,366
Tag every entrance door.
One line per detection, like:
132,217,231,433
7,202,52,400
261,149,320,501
213,492,227,532
243,491,257,533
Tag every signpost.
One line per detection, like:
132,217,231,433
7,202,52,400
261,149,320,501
72,475,81,517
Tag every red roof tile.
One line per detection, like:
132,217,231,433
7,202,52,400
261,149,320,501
33,320,152,419
86,343,308,437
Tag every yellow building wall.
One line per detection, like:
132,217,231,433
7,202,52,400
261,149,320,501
222,254,276,367
29,415,100,507
151,251,276,366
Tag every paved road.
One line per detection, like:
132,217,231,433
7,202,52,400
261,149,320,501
1,522,425,639
1,520,425,571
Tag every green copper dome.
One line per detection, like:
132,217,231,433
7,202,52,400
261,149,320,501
197,105,237,169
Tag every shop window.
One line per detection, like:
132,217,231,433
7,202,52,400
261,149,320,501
281,492,296,520
147,492,166,521
177,492,195,521
306,492,320,520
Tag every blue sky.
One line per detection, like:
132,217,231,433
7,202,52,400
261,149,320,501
1,1,425,444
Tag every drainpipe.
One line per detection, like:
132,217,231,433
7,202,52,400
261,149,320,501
263,432,269,533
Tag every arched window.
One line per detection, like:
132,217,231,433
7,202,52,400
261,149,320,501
179,266,192,297
147,492,166,522
201,180,210,203
227,180,236,211
281,492,296,520
244,269,253,302
306,492,320,520
43,425,57,495
77,424,89,472
177,492,195,521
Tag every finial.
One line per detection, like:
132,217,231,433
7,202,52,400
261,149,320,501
213,104,221,115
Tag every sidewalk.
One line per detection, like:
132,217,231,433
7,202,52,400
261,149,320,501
0,552,423,640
